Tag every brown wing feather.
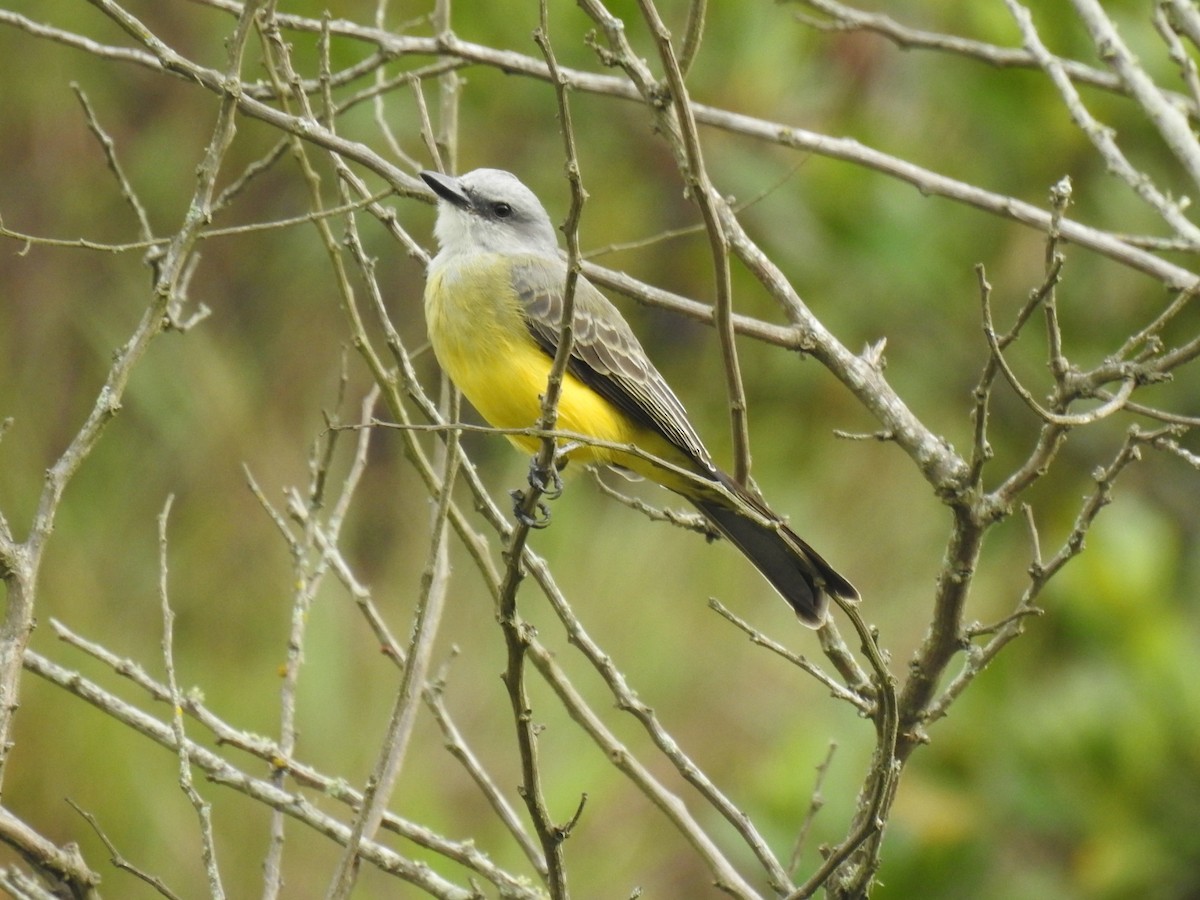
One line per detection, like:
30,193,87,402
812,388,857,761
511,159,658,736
511,257,715,473
509,257,860,619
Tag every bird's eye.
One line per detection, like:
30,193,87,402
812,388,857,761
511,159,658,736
492,202,513,218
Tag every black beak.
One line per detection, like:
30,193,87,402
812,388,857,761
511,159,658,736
421,170,470,209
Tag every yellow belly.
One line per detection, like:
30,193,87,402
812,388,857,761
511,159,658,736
426,259,625,464
424,256,697,487
452,332,639,466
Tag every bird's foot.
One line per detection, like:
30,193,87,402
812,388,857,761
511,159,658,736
528,453,564,500
510,449,572,528
509,489,553,529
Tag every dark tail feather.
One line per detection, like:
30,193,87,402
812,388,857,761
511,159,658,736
691,474,858,628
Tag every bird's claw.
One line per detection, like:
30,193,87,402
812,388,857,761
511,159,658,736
510,489,553,529
528,455,564,500
509,450,571,528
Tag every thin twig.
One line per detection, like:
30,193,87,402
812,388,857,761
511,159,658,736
330,384,459,893
71,84,153,242
0,807,101,900
789,601,897,898
423,669,548,878
978,260,1139,428
158,496,226,899
0,0,262,800
635,0,752,485
524,641,765,899
1071,0,1200,188
708,599,872,713
43,620,535,894
789,0,1200,116
589,469,719,538
33,1,1200,290
67,800,182,900
924,426,1164,725
489,9,591,896
678,0,707,76
1007,2,1200,243
789,742,837,877
24,651,494,900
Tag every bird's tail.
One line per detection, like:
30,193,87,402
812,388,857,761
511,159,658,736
690,471,858,628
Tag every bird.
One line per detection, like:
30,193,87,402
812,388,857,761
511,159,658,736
419,167,857,626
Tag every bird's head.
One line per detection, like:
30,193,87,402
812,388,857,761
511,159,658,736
421,168,559,260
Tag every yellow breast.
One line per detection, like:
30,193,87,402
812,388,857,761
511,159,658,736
424,255,638,468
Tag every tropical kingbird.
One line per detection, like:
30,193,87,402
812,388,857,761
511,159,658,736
420,168,857,626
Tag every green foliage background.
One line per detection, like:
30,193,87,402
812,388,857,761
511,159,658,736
0,1,1198,897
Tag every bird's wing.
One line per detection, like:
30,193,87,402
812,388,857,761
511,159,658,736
511,256,714,472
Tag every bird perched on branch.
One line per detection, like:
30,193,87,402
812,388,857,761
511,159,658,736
420,167,857,626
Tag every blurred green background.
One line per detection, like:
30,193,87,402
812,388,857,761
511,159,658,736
1,1,1198,897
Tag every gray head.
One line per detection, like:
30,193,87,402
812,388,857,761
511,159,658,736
421,168,560,260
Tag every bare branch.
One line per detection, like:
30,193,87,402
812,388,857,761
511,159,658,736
709,599,872,713
0,807,101,900
1010,2,1200,243
789,742,837,877
424,670,548,878
525,641,766,899
5,3,1198,896
71,84,153,242
68,800,183,900
636,0,752,484
24,650,495,899
790,0,1200,116
0,0,262,795
159,496,226,900
1071,0,1200,189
